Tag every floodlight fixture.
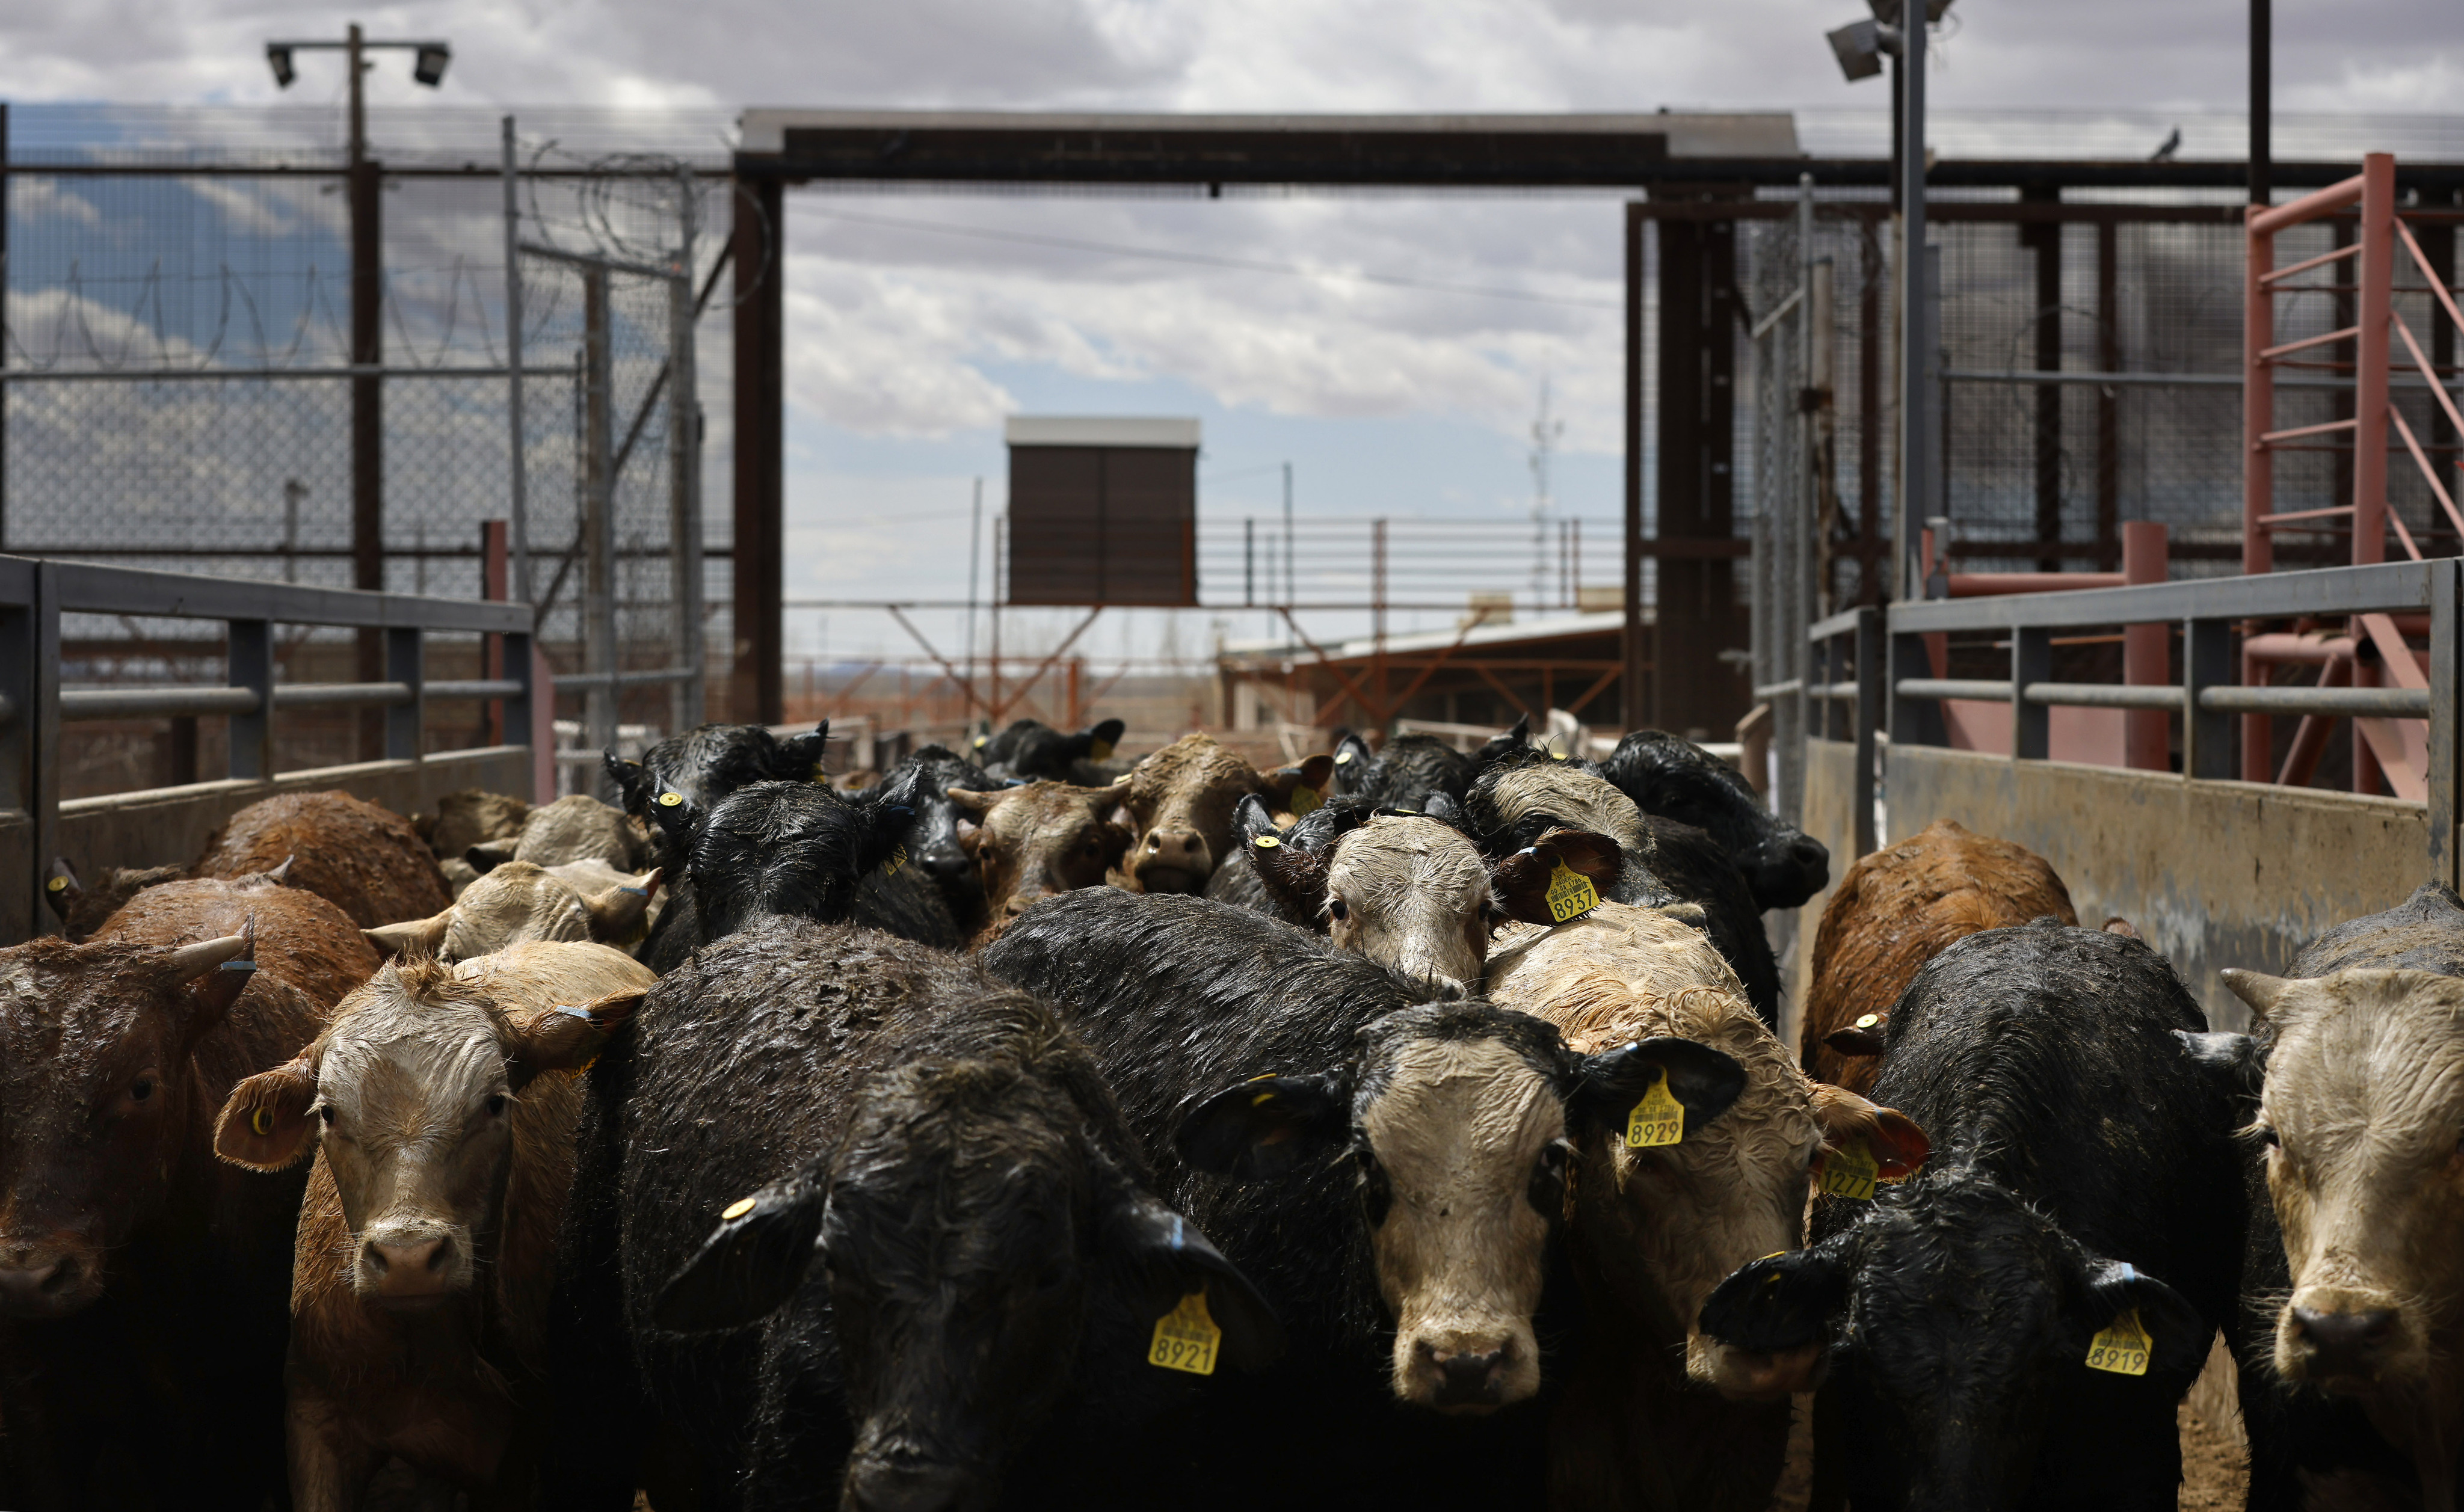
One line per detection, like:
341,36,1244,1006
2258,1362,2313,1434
267,44,296,88
1828,20,1888,81
412,43,451,87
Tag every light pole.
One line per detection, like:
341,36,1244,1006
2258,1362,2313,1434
266,25,449,753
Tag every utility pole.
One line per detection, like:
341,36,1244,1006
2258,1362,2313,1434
2249,0,2271,206
1894,3,1930,602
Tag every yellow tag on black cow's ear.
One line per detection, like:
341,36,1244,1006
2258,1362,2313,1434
973,735,988,749
1253,835,1281,849
721,1196,757,1222
2085,1309,2152,1376
1290,784,1322,817
1855,1013,1881,1030
251,1107,275,1136
885,845,907,876
1624,1069,1684,1149
46,876,67,894
1334,749,1355,766
811,763,828,782
1817,1140,1880,1201
1545,861,1600,923
1089,739,1115,762
658,791,684,808
1148,1289,1223,1376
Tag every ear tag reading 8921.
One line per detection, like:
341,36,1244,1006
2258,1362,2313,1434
1290,784,1322,817
1817,1140,1880,1201
2085,1308,2152,1375
1624,1068,1684,1149
1545,861,1600,924
1148,1289,1222,1375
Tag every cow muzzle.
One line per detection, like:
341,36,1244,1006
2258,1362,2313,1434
1396,1324,1539,1415
843,1453,996,1512
356,1222,469,1308
2282,1288,2410,1387
1133,829,1211,894
0,1238,100,1318
1700,1336,1827,1400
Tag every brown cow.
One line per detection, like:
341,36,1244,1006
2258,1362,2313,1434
96,874,383,1010
946,781,1134,936
1802,818,2076,1091
1487,900,1926,1512
217,942,648,1508
0,889,347,1508
1117,734,1332,893
197,790,454,929
41,859,188,941
361,859,659,963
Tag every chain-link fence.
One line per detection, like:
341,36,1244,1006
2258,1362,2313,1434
0,105,742,796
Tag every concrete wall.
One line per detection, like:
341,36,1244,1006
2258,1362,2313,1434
0,746,532,946
1800,738,2438,1034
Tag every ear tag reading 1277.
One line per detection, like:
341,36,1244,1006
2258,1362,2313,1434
2085,1308,2152,1375
1624,1069,1684,1149
1148,1289,1222,1375
1817,1140,1880,1201
1545,861,1600,923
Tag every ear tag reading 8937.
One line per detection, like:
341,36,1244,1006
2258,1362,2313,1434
1148,1289,1223,1375
1545,861,1600,924
2085,1308,2152,1376
1290,784,1322,817
1817,1140,1880,1201
1624,1068,1684,1149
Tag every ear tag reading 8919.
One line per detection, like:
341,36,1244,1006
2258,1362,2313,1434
1148,1289,1222,1375
2085,1308,2152,1375
1545,861,1600,923
1624,1069,1684,1149
1817,1140,1880,1201
1289,784,1322,817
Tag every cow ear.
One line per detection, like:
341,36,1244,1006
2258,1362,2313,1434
1421,791,1465,826
2219,969,2294,1025
365,908,454,960
603,752,650,816
652,1173,828,1332
1700,1242,1852,1356
215,1054,319,1170
855,789,914,876
2172,1030,2266,1105
1471,715,1532,774
579,871,659,945
944,787,1000,819
774,719,831,782
645,787,701,855
1100,1183,1288,1374
464,840,516,876
1258,754,1335,817
1824,1025,1888,1059
2074,1258,2211,1378
1491,829,1622,926
1808,1083,1930,1181
506,988,645,1089
1174,1074,1349,1181
1570,1036,1746,1140
1331,732,1375,784
1081,717,1126,763
43,858,81,924
1237,801,1326,918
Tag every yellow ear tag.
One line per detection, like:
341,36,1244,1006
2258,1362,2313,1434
1545,861,1600,923
1089,740,1115,761
811,763,828,782
1112,772,1133,786
46,876,67,894
721,1196,759,1222
1253,835,1281,849
2085,1308,2153,1375
973,735,988,749
250,1106,274,1137
885,845,907,876
1148,1289,1223,1375
1334,749,1354,766
1624,1069,1684,1149
1551,748,1569,761
1817,1140,1880,1201
1290,784,1321,817
658,791,683,808
1854,1013,1882,1030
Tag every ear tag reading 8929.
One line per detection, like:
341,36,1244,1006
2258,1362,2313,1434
1624,1069,1684,1149
2085,1308,2152,1375
1290,784,1322,817
1545,861,1600,923
1148,1289,1222,1375
1817,1140,1880,1201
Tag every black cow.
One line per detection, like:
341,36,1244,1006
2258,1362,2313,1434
1597,730,1829,911
975,718,1127,782
1465,740,1782,1027
633,775,922,971
2175,881,2464,1512
546,917,1280,1511
982,889,1743,1505
602,720,832,849
880,745,996,935
1328,732,1476,811
1702,920,2244,1512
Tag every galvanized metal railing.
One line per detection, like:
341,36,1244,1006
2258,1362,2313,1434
1806,558,2462,886
0,556,537,938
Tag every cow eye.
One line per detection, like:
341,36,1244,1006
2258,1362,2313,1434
319,1105,337,1125
128,1074,156,1103
2259,1126,2281,1148
1529,1140,1572,1214
1328,898,1350,922
485,1094,508,1117
1354,1148,1393,1226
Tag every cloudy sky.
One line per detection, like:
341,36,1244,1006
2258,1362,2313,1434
3,0,2457,660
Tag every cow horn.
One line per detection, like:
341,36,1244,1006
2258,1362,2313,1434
268,853,296,883
164,932,251,982
2219,968,2293,1023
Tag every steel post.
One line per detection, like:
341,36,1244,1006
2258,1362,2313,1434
502,116,531,604
582,266,618,770
2431,559,2460,888
2012,625,2051,760
1854,605,1883,857
2187,618,2238,780
385,626,424,762
227,619,274,780
668,167,707,734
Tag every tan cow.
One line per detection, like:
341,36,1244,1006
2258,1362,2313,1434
466,793,653,874
359,859,659,963
1486,900,1926,1511
214,941,651,1510
945,781,1134,938
1117,734,1332,893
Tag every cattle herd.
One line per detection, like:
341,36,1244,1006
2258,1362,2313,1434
5,712,2462,1511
